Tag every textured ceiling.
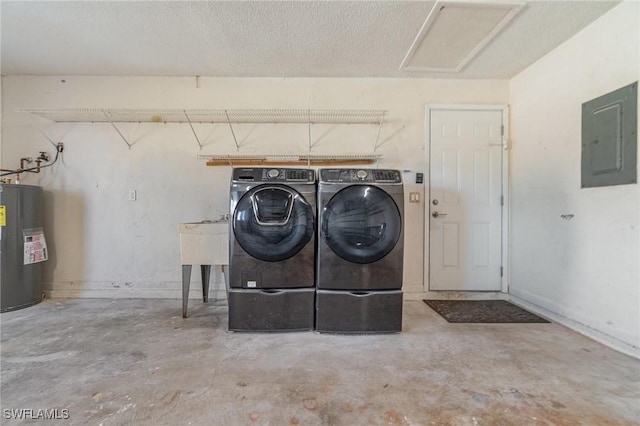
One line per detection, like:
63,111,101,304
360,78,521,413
0,0,620,79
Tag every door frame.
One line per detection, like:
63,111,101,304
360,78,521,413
424,104,510,293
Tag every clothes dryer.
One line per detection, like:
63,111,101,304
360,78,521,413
228,167,316,331
316,168,404,333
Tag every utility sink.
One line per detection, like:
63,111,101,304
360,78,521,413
177,220,230,317
177,220,229,265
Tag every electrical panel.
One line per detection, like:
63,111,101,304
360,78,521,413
581,82,637,188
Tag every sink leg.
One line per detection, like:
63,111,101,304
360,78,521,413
182,265,192,318
201,265,211,302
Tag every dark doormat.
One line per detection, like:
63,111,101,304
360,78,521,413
423,300,550,323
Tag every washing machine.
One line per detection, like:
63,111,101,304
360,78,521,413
316,168,404,333
228,167,316,331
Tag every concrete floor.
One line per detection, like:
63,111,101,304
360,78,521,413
1,299,638,426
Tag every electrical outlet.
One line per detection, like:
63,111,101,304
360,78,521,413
128,190,137,201
409,192,420,203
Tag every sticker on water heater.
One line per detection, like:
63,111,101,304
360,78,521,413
0,205,5,227
247,281,257,288
23,228,48,265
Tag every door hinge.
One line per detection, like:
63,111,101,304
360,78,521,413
501,125,504,136
500,266,503,277
500,195,504,206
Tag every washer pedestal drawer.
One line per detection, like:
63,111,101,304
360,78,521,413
316,289,403,334
228,288,315,332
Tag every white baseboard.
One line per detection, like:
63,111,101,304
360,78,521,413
405,291,508,301
45,283,496,303
509,292,639,360
46,281,434,301
44,281,638,358
413,289,639,359
44,281,228,300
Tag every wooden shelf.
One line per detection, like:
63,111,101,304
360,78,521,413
199,154,381,167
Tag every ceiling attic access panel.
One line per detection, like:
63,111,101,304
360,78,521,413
400,0,524,73
17,108,387,157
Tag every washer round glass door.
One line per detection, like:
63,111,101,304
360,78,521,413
233,185,314,262
322,185,401,264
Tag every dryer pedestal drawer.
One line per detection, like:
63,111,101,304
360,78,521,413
228,288,315,332
316,289,403,334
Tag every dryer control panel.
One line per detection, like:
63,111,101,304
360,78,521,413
232,168,315,183
320,169,401,183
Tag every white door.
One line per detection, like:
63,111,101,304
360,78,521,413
429,109,504,291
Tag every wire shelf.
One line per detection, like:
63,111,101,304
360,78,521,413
17,108,386,124
17,108,387,152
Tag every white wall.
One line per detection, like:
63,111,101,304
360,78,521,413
1,77,508,299
509,1,639,355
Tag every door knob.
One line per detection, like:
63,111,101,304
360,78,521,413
432,211,447,218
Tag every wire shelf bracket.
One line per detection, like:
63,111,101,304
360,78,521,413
102,112,132,149
183,110,203,150
373,111,386,152
225,110,240,150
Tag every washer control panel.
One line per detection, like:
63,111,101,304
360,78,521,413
233,168,315,183
320,169,401,183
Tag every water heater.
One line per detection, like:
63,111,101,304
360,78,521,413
0,184,46,312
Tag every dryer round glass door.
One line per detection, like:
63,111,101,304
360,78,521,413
322,185,401,264
233,184,314,262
